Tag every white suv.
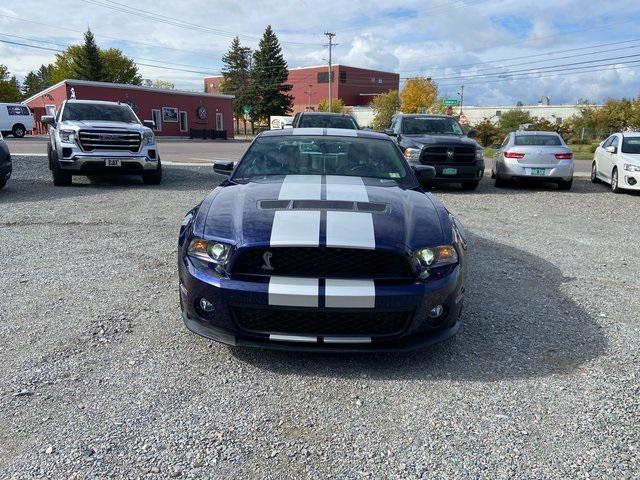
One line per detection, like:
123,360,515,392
592,132,640,193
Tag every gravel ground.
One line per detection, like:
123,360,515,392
0,156,638,479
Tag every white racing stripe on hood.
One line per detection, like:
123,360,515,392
325,279,375,308
269,276,319,307
278,175,322,200
271,210,321,246
325,175,369,202
326,211,376,249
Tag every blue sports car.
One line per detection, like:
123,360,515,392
178,129,468,351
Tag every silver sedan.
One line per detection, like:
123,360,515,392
492,131,574,190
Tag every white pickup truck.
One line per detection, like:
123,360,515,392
42,99,162,186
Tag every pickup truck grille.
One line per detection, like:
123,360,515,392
78,130,141,153
421,145,476,165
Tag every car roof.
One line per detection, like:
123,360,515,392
64,99,128,106
395,114,450,118
622,131,640,137
299,112,354,117
259,128,389,140
513,131,561,136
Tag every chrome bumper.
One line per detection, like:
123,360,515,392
498,159,574,181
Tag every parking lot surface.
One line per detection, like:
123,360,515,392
1,156,638,478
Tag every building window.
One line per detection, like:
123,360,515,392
370,77,376,83
215,112,224,131
151,109,162,132
339,71,347,83
317,71,334,83
495,110,502,117
179,111,188,132
378,78,383,83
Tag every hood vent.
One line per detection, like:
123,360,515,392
259,199,388,213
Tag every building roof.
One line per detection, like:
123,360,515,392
23,79,234,105
288,64,399,75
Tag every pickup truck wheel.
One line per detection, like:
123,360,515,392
461,181,479,191
0,178,7,190
50,149,72,186
142,161,162,185
12,124,26,138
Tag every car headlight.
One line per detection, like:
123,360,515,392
624,163,640,172
476,148,484,160
143,131,155,146
404,148,421,161
188,239,232,266
413,245,458,279
59,129,75,143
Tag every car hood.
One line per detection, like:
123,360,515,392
620,153,640,164
195,175,450,253
60,120,148,132
402,134,479,149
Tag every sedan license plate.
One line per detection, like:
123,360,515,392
105,158,122,167
442,167,458,176
530,168,546,176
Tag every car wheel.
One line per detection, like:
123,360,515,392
142,160,162,185
50,148,72,186
12,124,26,138
461,181,479,191
611,168,621,194
0,178,7,190
494,175,508,188
558,179,573,191
490,169,496,179
591,162,600,183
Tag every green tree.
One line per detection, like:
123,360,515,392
317,98,345,113
100,48,142,84
220,37,253,131
250,25,293,123
400,77,438,113
151,79,175,89
72,29,104,81
371,90,400,130
474,118,502,147
0,65,22,102
498,109,534,133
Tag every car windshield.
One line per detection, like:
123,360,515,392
233,135,411,182
62,103,139,123
514,134,562,146
298,115,358,129
621,137,640,154
401,117,463,135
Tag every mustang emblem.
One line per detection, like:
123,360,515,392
261,251,274,271
446,148,455,160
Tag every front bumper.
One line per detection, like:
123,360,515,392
620,170,640,190
498,159,573,181
0,162,11,181
409,159,484,184
178,257,464,352
56,143,159,174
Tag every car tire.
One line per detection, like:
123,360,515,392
494,175,508,188
461,181,479,191
0,178,7,190
142,160,162,185
49,147,72,186
611,168,621,194
591,162,600,183
12,124,26,138
558,179,573,191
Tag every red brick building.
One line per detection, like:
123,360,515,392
24,79,235,138
204,64,399,114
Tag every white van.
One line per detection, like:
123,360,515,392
0,103,34,138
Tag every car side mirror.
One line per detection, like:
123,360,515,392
384,129,396,136
41,115,56,126
466,129,478,139
412,165,436,182
213,161,234,175
604,146,616,154
143,120,155,129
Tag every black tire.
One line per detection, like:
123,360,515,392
49,147,72,186
142,161,162,185
591,162,600,183
494,175,508,188
611,168,621,194
558,179,573,191
0,178,7,190
12,124,26,138
461,181,479,191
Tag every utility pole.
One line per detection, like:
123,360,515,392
458,85,464,115
324,32,336,111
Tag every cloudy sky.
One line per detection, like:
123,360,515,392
1,0,639,106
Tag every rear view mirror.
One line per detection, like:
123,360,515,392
384,129,396,136
41,115,56,126
213,161,234,175
604,146,616,154
412,165,436,182
143,120,155,129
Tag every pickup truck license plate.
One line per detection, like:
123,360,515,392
530,168,546,176
442,168,458,176
105,158,122,167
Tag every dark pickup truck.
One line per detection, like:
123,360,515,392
385,114,484,190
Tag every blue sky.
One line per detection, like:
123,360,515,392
1,0,639,106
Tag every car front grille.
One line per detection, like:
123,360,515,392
421,145,476,165
232,306,412,337
231,247,415,280
78,130,141,152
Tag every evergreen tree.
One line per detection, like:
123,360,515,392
0,65,22,102
22,71,42,98
72,29,104,81
220,37,253,131
250,25,293,122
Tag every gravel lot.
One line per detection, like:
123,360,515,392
1,156,638,479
